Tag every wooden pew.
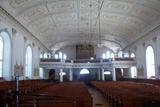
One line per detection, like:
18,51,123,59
0,79,56,106
36,82,92,107
92,81,160,107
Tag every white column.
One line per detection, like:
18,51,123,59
60,68,63,82
101,68,105,81
69,68,73,81
112,67,116,81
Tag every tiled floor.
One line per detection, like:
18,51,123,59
87,86,111,107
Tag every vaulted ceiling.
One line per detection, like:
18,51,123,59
0,0,160,53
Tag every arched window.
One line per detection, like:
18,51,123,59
63,54,67,60
54,54,58,59
40,52,43,58
146,46,155,79
44,52,48,58
102,53,106,59
123,52,129,57
131,53,135,58
59,52,62,59
0,31,11,80
130,53,137,78
25,46,32,78
110,52,114,58
0,37,3,77
39,67,44,79
106,51,110,58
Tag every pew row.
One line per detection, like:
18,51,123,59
92,81,160,107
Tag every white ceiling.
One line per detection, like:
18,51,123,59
1,0,160,52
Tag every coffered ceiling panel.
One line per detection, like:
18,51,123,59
0,0,160,52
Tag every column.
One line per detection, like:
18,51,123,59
69,68,73,81
112,67,116,81
98,68,101,80
101,68,105,81
59,68,63,82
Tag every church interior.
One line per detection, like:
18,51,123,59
0,0,160,107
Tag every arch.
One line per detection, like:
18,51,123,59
25,45,32,78
80,69,90,74
0,30,11,80
146,45,155,79
130,53,135,58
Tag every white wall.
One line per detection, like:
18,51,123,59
55,46,76,59
126,26,160,79
55,45,114,60
0,10,48,80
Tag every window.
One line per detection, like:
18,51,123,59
63,54,67,60
131,53,135,58
130,53,137,78
110,52,114,58
106,51,110,58
44,52,48,58
0,37,3,77
0,31,11,80
102,53,106,59
39,67,44,79
54,54,58,59
40,52,43,58
146,46,155,79
55,52,67,60
59,52,62,59
25,46,32,78
123,52,129,57
102,51,114,59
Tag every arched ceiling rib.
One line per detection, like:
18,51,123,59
0,0,160,51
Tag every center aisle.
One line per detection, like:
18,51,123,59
86,85,111,107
